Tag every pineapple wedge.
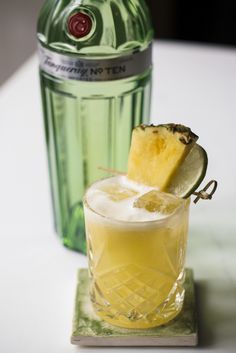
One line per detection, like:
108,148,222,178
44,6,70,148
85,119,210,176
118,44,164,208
127,124,198,190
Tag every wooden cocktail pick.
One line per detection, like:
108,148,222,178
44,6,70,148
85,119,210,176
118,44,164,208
193,180,218,204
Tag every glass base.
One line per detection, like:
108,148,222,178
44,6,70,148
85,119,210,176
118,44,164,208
90,266,186,329
93,303,184,329
71,269,198,346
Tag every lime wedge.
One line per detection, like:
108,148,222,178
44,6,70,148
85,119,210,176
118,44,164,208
166,144,208,198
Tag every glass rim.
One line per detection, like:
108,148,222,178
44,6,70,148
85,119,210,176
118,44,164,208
83,177,190,226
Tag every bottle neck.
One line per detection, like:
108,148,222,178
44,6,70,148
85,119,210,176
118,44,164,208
38,0,153,55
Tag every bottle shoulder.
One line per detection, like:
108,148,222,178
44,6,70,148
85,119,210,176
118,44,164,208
37,0,153,57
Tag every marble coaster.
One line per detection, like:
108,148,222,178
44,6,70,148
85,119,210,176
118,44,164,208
71,268,198,347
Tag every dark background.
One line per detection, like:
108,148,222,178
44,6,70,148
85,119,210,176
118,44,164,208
147,0,236,46
0,0,235,85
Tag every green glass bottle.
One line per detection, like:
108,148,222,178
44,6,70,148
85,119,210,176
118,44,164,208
37,0,153,253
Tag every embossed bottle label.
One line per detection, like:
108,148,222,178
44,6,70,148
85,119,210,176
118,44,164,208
38,43,152,81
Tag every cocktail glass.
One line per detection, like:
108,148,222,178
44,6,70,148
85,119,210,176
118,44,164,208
83,179,190,329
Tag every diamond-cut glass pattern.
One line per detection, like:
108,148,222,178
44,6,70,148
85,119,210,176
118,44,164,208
91,264,185,328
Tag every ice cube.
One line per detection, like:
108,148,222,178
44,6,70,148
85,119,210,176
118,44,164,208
101,183,138,201
133,190,183,215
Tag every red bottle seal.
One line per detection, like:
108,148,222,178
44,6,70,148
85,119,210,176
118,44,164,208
68,12,92,39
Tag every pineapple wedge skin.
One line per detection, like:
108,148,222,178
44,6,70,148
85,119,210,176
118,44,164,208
127,124,198,190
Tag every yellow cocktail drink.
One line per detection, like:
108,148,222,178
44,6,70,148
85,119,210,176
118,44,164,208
84,176,190,329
